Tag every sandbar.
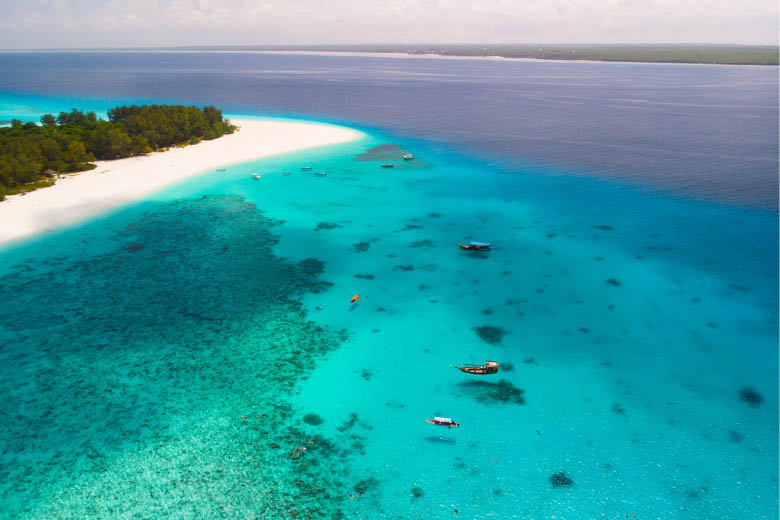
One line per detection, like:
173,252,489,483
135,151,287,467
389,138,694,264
0,118,363,246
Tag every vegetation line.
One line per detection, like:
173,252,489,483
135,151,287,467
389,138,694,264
0,104,236,200
145,44,779,66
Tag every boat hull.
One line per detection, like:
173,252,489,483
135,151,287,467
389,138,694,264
456,366,498,375
426,419,459,427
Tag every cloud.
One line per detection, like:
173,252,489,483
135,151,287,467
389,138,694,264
0,0,777,48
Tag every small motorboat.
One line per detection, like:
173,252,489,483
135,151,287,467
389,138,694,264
381,163,394,168
301,166,313,171
315,171,328,176
282,171,291,175
252,173,261,180
402,153,414,160
426,417,459,428
452,360,499,375
216,168,227,172
459,241,491,251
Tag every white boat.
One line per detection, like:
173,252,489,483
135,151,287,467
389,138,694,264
315,171,328,176
402,153,414,160
252,173,261,179
301,166,313,171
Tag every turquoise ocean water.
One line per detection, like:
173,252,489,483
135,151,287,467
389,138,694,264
0,67,777,519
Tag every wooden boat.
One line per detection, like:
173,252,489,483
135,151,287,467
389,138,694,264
402,153,414,160
426,417,459,428
315,171,328,176
301,166,313,170
381,163,394,168
459,241,491,251
452,360,499,375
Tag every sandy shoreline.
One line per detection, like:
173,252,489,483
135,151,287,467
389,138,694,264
0,118,363,246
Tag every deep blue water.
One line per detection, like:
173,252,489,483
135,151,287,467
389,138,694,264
0,53,777,519
0,52,777,209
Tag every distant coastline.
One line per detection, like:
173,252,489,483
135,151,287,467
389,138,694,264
3,44,776,66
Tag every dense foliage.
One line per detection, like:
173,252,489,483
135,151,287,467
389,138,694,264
0,105,236,199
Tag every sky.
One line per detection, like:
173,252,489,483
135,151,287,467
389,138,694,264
0,0,777,49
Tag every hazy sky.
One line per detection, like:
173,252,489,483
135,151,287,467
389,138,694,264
0,0,777,49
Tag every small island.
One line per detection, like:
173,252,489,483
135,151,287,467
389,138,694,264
0,104,236,200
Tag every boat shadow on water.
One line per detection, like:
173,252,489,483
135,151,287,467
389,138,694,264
424,436,457,445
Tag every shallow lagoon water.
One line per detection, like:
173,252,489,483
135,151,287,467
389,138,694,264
0,126,776,518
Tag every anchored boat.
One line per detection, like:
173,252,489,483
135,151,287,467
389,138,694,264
315,171,328,176
402,153,414,160
381,163,394,168
301,166,313,171
452,360,499,375
459,241,491,251
251,173,261,180
426,417,459,428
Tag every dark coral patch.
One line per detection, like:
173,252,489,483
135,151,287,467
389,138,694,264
550,472,573,488
458,379,525,405
354,478,380,494
411,487,424,498
124,244,145,252
352,242,371,252
354,274,375,279
502,362,514,372
409,239,435,248
303,413,324,425
611,402,626,415
728,429,745,443
605,278,621,286
591,225,614,231
314,222,342,231
427,213,443,218
473,325,509,345
739,387,763,407
394,265,414,272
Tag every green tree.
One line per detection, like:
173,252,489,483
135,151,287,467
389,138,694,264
63,140,93,165
41,114,57,127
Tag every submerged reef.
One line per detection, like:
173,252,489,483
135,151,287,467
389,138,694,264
411,487,424,498
303,413,324,425
352,242,371,252
457,379,526,405
473,325,509,345
739,387,764,407
550,472,574,488
314,221,343,231
353,143,408,161
0,194,369,519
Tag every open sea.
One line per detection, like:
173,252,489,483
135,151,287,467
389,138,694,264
0,52,777,519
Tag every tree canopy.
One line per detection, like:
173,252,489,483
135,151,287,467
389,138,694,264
0,104,236,200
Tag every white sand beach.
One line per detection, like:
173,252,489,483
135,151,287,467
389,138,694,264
0,118,363,246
